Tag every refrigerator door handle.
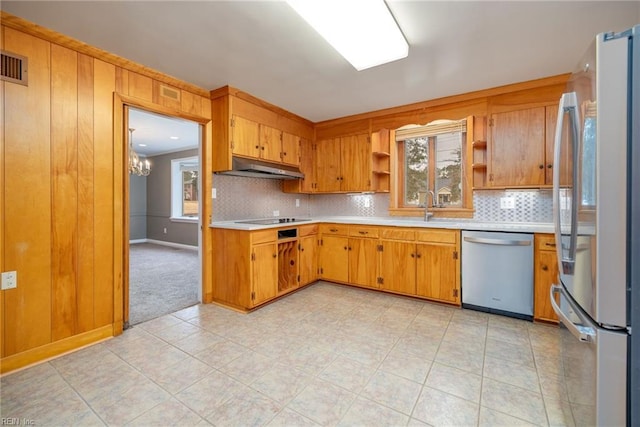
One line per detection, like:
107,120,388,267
552,92,580,275
550,284,597,343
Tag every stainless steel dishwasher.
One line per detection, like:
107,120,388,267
461,230,534,320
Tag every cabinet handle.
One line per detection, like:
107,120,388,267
544,242,556,248
547,164,553,169
290,260,295,266
255,145,259,149
542,265,549,271
261,146,265,151
283,151,287,156
411,253,415,258
416,253,422,258
273,253,277,258
539,164,544,169
300,247,305,252
330,228,338,232
358,231,368,235
344,246,348,251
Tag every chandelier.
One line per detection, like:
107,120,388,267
128,128,151,176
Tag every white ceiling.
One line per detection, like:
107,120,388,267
4,1,639,155
128,108,200,157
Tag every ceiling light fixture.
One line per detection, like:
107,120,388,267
169,136,180,140
286,0,408,71
128,128,151,176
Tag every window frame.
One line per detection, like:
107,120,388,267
389,116,475,218
170,156,200,222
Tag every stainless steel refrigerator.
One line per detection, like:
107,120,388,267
550,24,639,426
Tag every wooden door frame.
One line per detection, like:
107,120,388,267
112,93,212,334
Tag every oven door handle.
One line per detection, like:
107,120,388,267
550,284,597,343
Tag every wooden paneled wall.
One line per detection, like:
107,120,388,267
1,17,212,373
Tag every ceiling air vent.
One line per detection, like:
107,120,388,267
1,50,28,86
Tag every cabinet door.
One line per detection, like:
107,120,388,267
281,131,301,166
489,107,545,187
341,134,371,192
379,240,416,295
232,115,260,158
315,138,342,192
252,243,278,306
282,138,315,193
319,235,349,282
545,105,572,186
534,248,560,322
348,237,378,289
299,235,317,286
259,124,282,163
416,243,460,303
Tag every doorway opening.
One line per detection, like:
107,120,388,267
126,106,202,326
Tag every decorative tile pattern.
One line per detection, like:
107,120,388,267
473,189,553,222
2,282,578,427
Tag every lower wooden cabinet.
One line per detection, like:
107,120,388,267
253,242,278,305
534,234,560,323
321,225,461,306
379,239,417,294
212,225,316,311
319,235,349,282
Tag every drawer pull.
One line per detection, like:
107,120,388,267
544,242,557,248
330,228,339,232
358,231,369,235
541,265,549,271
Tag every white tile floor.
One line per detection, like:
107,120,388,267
1,281,578,426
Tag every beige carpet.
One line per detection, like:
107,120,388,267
129,243,199,325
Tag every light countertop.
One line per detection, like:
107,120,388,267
210,216,556,234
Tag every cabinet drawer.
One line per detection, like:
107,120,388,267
298,224,318,237
416,229,458,244
348,225,379,238
251,229,277,244
535,234,557,252
380,227,415,241
319,224,348,236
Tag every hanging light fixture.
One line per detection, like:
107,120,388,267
128,128,151,176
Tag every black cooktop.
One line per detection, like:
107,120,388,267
235,218,312,225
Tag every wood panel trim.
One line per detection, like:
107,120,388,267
210,85,314,127
0,325,113,374
0,11,209,98
314,74,570,129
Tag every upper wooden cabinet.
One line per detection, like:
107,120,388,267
211,86,313,173
283,138,315,193
315,133,371,192
487,107,546,187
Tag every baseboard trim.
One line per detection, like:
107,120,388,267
130,238,198,251
0,324,114,375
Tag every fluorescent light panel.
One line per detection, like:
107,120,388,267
287,0,408,71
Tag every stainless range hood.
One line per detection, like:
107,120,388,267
215,157,304,180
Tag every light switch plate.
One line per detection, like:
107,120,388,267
1,271,17,290
273,210,280,217
295,199,300,207
212,188,217,199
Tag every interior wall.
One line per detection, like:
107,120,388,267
0,20,212,372
146,148,199,246
129,174,147,241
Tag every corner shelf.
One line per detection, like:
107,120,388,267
472,140,488,188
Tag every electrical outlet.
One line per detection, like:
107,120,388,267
212,188,217,199
163,227,167,234
273,210,280,217
364,197,371,208
500,197,515,209
1,271,17,290
295,199,300,207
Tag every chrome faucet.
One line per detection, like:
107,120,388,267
424,190,436,221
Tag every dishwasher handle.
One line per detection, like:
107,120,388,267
463,236,532,246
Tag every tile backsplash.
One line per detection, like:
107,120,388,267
212,174,552,223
